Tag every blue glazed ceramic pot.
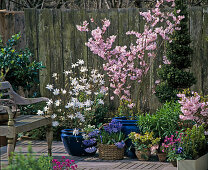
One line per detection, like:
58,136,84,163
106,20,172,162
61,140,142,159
112,116,140,158
61,129,85,156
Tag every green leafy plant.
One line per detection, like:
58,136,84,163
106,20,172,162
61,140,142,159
137,101,182,140
128,131,160,151
0,33,45,92
155,0,196,103
3,145,52,170
182,125,207,159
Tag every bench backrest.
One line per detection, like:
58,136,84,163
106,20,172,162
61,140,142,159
0,81,17,112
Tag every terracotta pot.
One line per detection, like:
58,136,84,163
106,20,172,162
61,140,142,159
171,161,177,167
135,148,151,161
157,152,167,162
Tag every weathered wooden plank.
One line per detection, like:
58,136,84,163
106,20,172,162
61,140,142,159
38,9,53,98
14,12,25,49
0,11,6,43
74,10,88,65
50,9,64,90
61,9,75,94
25,9,38,61
190,7,203,93
202,7,208,95
62,9,74,73
85,9,100,71
118,8,129,46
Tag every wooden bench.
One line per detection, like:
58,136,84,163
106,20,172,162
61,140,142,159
0,81,53,163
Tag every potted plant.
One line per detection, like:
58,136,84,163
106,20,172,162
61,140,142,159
161,132,185,167
112,99,140,158
82,125,99,156
177,125,208,170
138,101,182,161
40,60,108,156
96,120,126,160
128,132,160,161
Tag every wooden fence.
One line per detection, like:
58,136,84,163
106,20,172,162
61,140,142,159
1,7,208,112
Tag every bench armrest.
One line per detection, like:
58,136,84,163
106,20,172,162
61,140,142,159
12,91,49,105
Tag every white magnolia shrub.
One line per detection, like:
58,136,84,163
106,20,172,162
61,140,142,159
38,59,108,129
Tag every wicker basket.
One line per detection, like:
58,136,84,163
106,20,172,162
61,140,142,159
98,144,124,160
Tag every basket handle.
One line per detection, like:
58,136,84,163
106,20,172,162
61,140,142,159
99,123,109,130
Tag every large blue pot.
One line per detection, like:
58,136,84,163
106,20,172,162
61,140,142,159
61,129,85,156
112,116,140,158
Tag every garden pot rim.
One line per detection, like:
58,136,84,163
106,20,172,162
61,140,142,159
177,152,208,161
61,129,84,133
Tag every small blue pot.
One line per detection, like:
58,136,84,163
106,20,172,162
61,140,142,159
61,129,85,156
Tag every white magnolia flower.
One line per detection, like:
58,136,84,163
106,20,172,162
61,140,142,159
37,110,44,116
99,79,105,85
86,90,92,95
52,121,59,127
64,70,72,75
71,64,76,68
73,128,79,136
78,59,84,65
52,73,57,78
51,114,57,119
65,102,74,108
91,69,97,74
80,66,88,73
53,89,60,95
46,84,53,91
61,89,67,94
71,78,78,86
68,115,75,119
55,100,61,106
46,99,53,106
75,112,82,118
84,99,91,107
98,99,104,105
80,116,85,122
78,102,84,108
80,77,87,83
94,92,98,95
86,107,91,111
43,106,49,112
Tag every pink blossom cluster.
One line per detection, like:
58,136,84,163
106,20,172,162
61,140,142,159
177,92,208,125
52,156,77,170
161,132,183,153
77,0,184,106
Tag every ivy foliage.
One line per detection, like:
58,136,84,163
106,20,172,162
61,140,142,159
0,33,45,92
155,0,196,103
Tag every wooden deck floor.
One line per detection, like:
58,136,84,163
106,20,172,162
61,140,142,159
0,140,176,170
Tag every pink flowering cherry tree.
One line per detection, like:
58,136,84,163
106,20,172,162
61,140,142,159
77,0,184,107
177,91,208,131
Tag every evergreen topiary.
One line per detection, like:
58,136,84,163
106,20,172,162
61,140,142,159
155,0,196,103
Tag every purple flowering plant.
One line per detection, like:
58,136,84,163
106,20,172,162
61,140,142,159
97,120,126,148
82,120,126,153
82,125,98,154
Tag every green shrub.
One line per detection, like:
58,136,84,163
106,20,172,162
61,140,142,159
155,0,196,103
182,125,207,159
0,33,45,92
137,101,182,139
3,145,52,170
